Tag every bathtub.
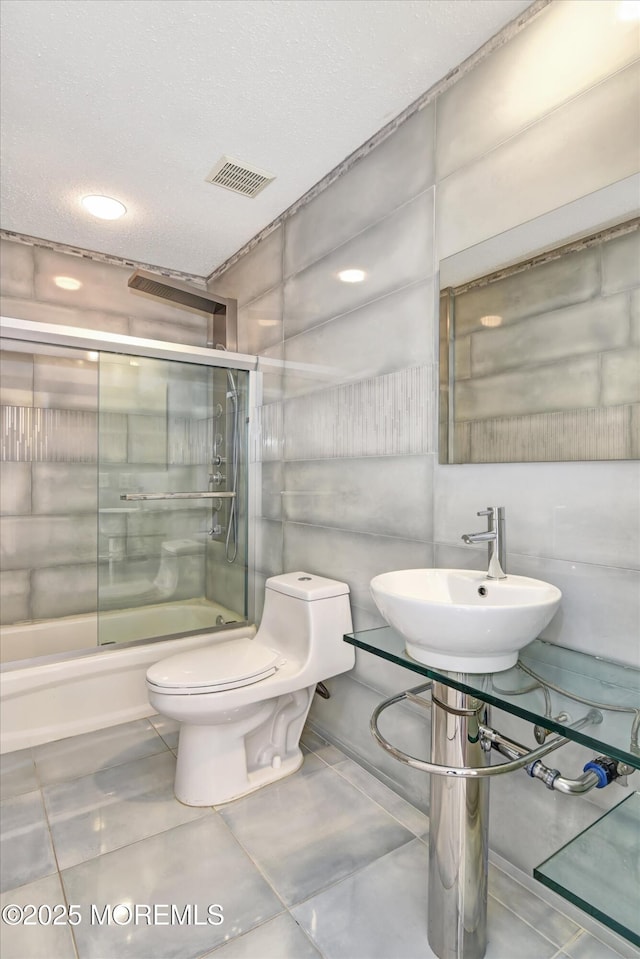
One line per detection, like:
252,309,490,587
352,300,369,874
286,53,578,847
0,604,254,753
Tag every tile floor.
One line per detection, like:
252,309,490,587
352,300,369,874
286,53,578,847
0,718,636,959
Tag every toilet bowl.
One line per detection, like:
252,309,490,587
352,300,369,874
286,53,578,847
147,572,354,805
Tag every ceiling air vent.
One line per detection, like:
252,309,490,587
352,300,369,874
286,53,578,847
205,155,275,198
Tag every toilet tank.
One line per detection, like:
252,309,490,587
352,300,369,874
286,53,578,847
257,572,355,680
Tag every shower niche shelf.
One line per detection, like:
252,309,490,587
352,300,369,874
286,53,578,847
345,627,640,946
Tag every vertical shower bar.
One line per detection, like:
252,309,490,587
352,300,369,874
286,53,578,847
428,681,490,959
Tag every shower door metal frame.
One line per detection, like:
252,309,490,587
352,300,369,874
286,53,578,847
1,314,262,627
0,316,254,372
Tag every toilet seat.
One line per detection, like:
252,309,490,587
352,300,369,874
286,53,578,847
146,638,282,695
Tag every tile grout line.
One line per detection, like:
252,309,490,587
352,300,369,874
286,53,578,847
38,777,82,959
488,867,631,959
195,809,335,958
280,184,437,286
328,754,430,840
30,720,171,790
216,744,417,918
487,885,580,955
306,739,629,957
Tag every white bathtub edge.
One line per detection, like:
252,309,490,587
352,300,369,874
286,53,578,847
0,625,255,754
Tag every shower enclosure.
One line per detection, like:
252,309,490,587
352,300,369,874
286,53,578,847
0,317,257,665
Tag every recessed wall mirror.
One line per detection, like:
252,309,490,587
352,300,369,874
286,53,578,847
439,217,640,464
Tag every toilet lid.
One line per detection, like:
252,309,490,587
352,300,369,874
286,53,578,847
146,638,282,694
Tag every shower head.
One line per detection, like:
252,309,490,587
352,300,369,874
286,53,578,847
127,269,238,350
128,269,227,314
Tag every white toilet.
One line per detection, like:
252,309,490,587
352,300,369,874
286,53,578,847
146,572,354,806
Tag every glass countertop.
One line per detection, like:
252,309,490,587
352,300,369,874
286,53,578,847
344,628,640,770
535,792,640,946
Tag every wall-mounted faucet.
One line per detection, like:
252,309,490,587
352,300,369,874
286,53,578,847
461,506,507,580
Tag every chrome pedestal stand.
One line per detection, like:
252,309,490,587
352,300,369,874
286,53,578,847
371,678,604,959
428,682,490,959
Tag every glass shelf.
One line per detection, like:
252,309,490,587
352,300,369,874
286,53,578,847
344,628,640,770
534,792,640,946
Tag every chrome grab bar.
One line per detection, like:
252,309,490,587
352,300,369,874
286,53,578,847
371,685,602,778
120,492,236,501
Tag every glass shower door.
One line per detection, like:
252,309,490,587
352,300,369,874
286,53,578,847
97,352,248,646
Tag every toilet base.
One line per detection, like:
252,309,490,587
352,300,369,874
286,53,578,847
172,688,314,806
176,747,305,807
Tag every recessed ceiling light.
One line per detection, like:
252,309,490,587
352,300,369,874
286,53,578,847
337,269,366,283
54,276,82,291
480,315,502,328
81,195,127,220
86,351,99,362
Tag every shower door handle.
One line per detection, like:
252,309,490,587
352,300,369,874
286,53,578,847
120,492,236,501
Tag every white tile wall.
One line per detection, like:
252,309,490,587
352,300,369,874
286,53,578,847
32,464,97,514
128,316,207,347
283,456,434,541
0,515,97,571
0,350,33,406
209,227,283,307
254,519,284,579
437,62,640,260
32,248,208,329
237,285,283,355
435,0,640,180
283,280,436,398
308,672,432,813
283,366,435,460
260,461,283,522
33,354,98,411
284,103,436,277
284,189,436,338
632,290,640,344
1,295,131,335
283,522,433,617
0,462,31,514
0,239,34,298
31,564,98,620
0,570,30,625
433,460,640,569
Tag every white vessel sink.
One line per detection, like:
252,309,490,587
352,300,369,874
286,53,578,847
370,568,562,673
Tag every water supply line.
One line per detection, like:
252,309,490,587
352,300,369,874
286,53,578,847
371,685,633,794
484,723,630,792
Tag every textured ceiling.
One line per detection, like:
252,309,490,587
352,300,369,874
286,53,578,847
0,0,532,276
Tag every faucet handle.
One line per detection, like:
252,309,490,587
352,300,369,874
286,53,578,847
477,507,494,517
